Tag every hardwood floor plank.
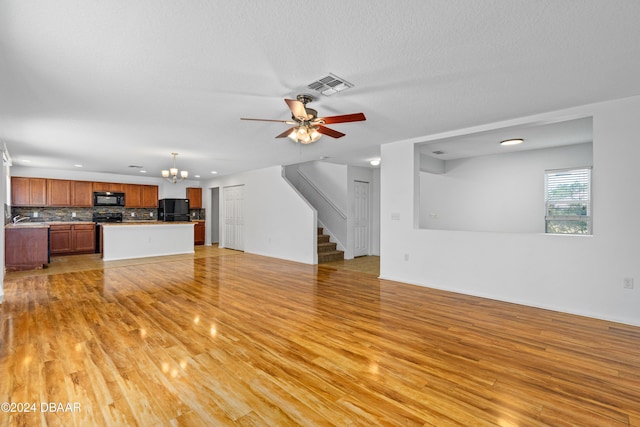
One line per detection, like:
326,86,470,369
2,248,640,426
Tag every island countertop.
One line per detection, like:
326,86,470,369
102,221,194,226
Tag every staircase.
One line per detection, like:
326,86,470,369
317,227,344,263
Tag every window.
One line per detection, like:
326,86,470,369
544,167,592,235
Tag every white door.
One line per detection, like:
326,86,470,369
353,180,370,257
223,185,244,251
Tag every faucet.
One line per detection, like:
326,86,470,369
12,215,30,224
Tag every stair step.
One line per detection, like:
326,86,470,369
317,241,337,253
317,234,330,243
317,226,344,263
318,250,345,263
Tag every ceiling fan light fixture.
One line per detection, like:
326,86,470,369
289,125,322,144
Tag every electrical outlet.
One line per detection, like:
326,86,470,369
33,211,38,218
404,253,409,261
623,277,634,289
150,212,153,217
131,212,136,217
72,212,76,218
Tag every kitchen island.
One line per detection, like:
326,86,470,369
101,222,194,261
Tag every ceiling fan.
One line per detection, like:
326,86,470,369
241,94,366,144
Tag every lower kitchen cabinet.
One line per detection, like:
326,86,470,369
50,223,96,255
194,221,205,245
5,226,50,271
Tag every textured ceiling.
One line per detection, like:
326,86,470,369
2,1,640,179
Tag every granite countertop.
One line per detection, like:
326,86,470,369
6,222,51,229
6,220,96,228
46,221,96,225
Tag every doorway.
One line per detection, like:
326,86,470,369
210,187,220,244
353,180,370,257
223,185,245,251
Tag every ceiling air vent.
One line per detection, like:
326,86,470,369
432,150,445,155
307,73,354,96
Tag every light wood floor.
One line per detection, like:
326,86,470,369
1,248,639,426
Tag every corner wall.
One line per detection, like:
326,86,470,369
381,96,640,326
203,166,316,264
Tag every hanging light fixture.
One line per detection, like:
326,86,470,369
161,152,188,183
288,124,322,144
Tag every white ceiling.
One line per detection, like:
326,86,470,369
2,1,640,179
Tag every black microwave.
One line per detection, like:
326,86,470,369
93,192,126,207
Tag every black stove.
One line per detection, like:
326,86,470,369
92,212,123,223
93,213,122,253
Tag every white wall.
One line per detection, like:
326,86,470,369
381,96,640,326
203,165,316,264
294,162,348,214
419,143,593,233
9,166,200,199
284,162,348,252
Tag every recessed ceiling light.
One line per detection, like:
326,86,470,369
211,171,218,174
500,138,524,146
195,175,201,178
139,170,147,173
74,164,83,168
370,159,381,166
21,159,32,163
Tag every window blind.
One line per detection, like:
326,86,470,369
544,167,592,234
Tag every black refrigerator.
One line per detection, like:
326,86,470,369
158,198,190,221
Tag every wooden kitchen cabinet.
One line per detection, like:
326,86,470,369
93,182,123,192
72,180,94,206
5,226,50,270
194,221,205,245
47,179,72,206
49,224,73,254
125,184,158,208
50,223,95,255
187,187,203,209
142,185,158,208
11,177,47,206
125,184,142,207
73,224,96,253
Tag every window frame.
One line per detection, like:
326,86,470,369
544,166,592,235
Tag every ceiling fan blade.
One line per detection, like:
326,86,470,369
241,117,292,123
316,125,346,139
285,99,309,121
317,112,366,124
275,127,296,138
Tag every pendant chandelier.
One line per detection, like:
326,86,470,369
161,152,188,183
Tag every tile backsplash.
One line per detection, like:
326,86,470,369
10,206,206,222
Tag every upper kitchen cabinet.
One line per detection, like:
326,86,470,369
125,184,158,208
48,179,93,207
47,179,72,206
11,178,158,208
72,181,94,207
186,187,202,209
11,177,47,206
125,184,142,207
93,182,124,192
142,185,158,208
